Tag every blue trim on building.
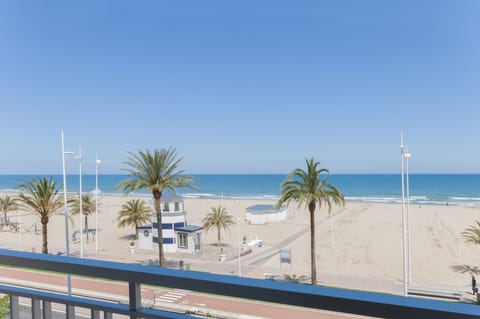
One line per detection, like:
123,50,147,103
152,223,174,229
175,225,203,233
174,222,185,229
152,237,174,244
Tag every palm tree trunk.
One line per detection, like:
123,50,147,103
217,228,221,245
309,204,317,285
42,222,48,254
153,190,166,267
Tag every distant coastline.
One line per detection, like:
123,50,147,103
1,174,480,206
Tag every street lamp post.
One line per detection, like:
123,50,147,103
61,130,74,295
75,148,84,258
235,200,242,277
405,150,412,284
400,131,408,297
17,210,22,251
95,157,101,253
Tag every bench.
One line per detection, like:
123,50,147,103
408,286,463,301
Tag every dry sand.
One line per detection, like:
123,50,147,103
2,194,480,295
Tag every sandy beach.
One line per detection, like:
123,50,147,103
2,194,480,296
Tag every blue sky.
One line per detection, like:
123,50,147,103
1,1,479,174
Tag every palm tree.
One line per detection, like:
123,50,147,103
17,177,64,254
116,148,197,267
202,206,235,245
68,193,97,242
0,195,19,231
277,158,345,285
117,199,152,239
462,221,480,245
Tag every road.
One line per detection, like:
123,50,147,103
0,267,374,319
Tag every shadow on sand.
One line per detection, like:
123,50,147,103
450,264,480,275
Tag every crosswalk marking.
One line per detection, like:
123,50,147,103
154,289,191,304
166,292,187,297
158,295,178,301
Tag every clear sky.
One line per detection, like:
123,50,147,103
1,1,479,175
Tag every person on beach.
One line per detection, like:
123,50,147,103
472,275,478,295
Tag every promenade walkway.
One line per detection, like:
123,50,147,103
0,266,375,319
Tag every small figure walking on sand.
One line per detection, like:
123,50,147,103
472,275,478,295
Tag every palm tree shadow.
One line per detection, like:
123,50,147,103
119,234,136,240
450,264,480,275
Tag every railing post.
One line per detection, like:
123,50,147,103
91,308,100,319
31,298,41,318
9,295,19,319
43,301,52,319
129,281,141,319
66,304,75,318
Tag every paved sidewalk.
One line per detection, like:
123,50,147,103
0,266,375,319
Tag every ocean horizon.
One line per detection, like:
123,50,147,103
1,174,480,206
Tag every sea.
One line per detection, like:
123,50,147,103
1,174,480,206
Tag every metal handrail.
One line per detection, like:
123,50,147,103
0,249,478,319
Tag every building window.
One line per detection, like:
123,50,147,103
163,203,170,212
178,233,188,249
174,202,180,211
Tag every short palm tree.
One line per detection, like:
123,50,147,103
0,195,19,231
117,199,152,239
17,177,64,254
116,148,197,267
462,221,480,245
68,193,97,242
277,158,345,285
202,206,235,245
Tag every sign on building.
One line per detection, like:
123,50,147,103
279,248,291,265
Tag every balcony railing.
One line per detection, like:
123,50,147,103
0,248,478,319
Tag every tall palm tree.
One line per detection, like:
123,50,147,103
117,199,152,239
462,221,480,245
0,195,19,231
202,206,235,245
17,177,64,254
68,193,97,242
277,158,345,285
116,148,197,267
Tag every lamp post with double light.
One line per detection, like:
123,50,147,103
61,130,73,295
235,200,242,277
405,150,412,284
400,132,408,296
75,148,84,258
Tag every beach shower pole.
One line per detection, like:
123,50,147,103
400,131,408,296
61,130,73,295
95,157,101,253
405,150,412,284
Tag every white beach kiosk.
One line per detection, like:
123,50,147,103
137,192,203,254
245,204,287,225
